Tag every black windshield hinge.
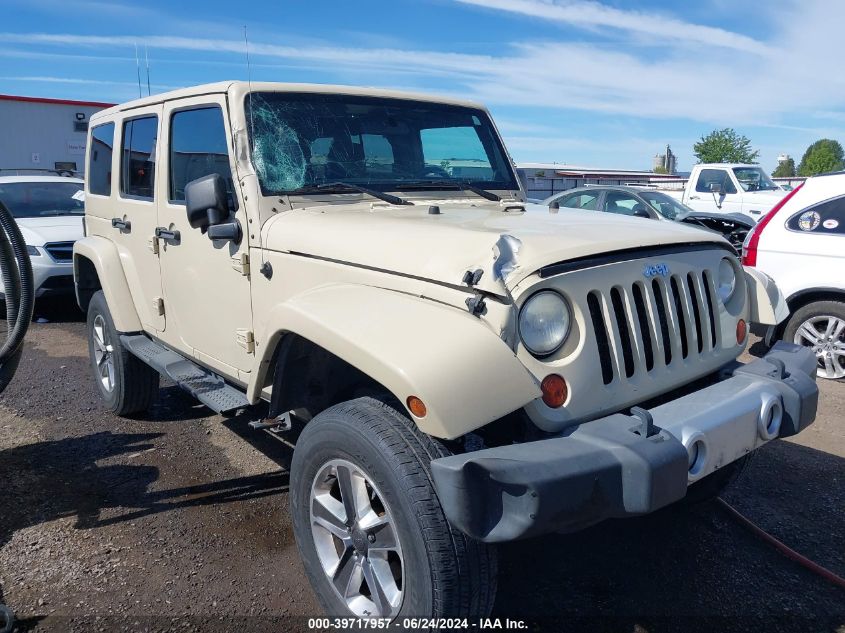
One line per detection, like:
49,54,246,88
465,295,487,317
462,268,484,287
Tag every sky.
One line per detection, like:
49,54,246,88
2,0,845,172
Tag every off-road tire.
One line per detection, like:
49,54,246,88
783,300,845,381
86,290,158,415
290,396,497,618
682,454,752,505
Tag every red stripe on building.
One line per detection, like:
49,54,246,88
0,94,115,108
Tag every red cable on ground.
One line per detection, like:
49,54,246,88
716,497,845,591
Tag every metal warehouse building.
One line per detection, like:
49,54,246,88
0,94,114,176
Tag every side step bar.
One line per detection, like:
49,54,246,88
121,334,250,414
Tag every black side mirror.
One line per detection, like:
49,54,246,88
185,173,229,229
549,200,560,213
633,207,650,218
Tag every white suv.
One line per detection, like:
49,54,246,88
0,175,85,300
742,172,845,380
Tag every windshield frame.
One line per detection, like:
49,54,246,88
0,181,85,218
243,92,520,197
732,166,780,192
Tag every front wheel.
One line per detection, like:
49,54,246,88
783,300,845,381
290,397,497,619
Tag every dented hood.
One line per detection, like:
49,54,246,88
261,202,724,297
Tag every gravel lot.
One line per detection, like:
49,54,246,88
1,302,843,632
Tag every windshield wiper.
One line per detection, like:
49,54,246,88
290,182,412,206
393,180,501,201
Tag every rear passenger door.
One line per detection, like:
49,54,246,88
157,97,253,377
114,107,166,332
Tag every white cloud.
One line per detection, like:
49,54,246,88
1,0,844,135
453,0,771,54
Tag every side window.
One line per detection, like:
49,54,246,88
169,107,233,202
602,192,646,216
787,196,845,234
559,192,599,210
88,122,114,196
121,116,158,199
695,169,737,195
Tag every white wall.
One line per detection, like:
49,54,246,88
0,99,110,175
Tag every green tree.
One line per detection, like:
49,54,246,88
772,158,796,178
797,139,844,176
693,128,760,164
652,165,669,174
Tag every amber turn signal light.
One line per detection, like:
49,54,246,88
540,374,568,408
736,319,747,346
406,396,427,418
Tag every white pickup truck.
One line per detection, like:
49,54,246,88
659,163,788,221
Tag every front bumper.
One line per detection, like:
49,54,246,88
430,342,818,543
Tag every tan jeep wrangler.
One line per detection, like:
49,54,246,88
74,81,818,619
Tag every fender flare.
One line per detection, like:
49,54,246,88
249,284,540,439
73,236,142,332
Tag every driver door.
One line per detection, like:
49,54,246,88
688,168,743,215
156,95,254,379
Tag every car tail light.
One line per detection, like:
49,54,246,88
741,184,803,266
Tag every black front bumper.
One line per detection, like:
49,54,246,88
430,342,818,543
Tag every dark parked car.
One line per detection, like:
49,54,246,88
531,185,754,251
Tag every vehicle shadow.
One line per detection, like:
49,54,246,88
0,430,288,545
30,297,84,324
493,440,845,631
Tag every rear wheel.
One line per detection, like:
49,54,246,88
783,301,845,380
86,290,159,415
290,397,497,619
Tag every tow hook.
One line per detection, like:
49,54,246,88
630,406,659,438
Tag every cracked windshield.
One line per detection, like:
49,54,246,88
245,92,517,195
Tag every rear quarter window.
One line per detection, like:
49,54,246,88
786,195,845,235
88,122,114,196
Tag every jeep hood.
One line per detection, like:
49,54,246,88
261,202,724,297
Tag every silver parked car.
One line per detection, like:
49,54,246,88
530,185,755,251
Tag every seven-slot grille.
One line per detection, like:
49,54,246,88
44,241,74,262
586,270,720,384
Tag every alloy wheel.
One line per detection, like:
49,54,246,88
309,459,404,617
793,315,845,379
92,314,116,392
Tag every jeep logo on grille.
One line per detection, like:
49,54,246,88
643,263,670,278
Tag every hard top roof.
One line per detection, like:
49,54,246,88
90,81,486,121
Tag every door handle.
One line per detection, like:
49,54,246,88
154,227,181,245
111,217,131,232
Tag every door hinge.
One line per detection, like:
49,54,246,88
148,236,160,254
153,297,165,316
236,328,255,353
232,252,250,276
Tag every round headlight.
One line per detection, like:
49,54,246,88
519,291,571,357
717,257,737,303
